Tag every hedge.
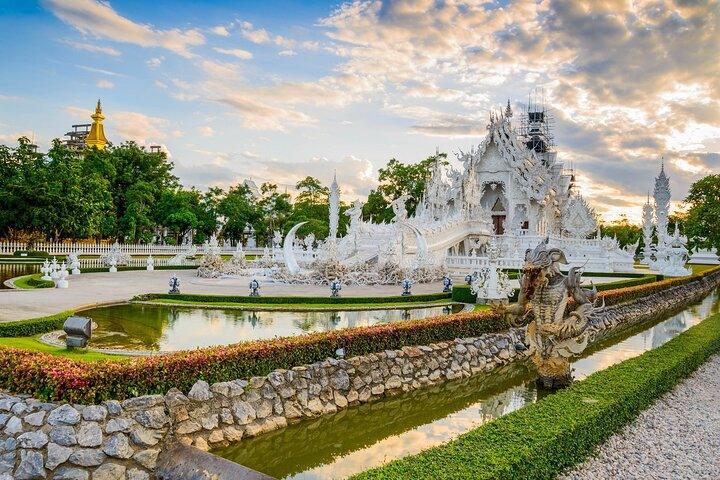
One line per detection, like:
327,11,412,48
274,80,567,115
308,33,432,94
0,266,716,402
0,311,74,337
351,307,720,479
80,265,198,273
135,292,452,305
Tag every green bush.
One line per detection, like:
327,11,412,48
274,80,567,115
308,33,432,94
80,265,198,273
26,276,55,288
452,284,476,303
135,292,452,305
12,250,50,258
0,311,74,337
352,310,720,480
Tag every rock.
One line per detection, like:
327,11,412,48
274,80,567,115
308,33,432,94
91,463,126,480
283,402,302,419
222,426,243,442
333,392,348,409
174,420,201,435
121,396,163,411
49,426,77,447
371,385,385,396
0,397,19,412
51,466,89,480
385,375,403,390
129,427,161,447
0,414,8,429
254,400,272,419
24,411,46,427
201,414,218,431
330,370,350,391
193,437,209,451
188,381,213,402
132,449,159,470
69,449,106,467
231,401,256,425
18,431,49,449
4,416,23,435
133,408,168,429
46,443,73,470
48,406,80,426
219,409,233,425
14,449,46,480
266,371,285,388
0,452,14,475
102,434,133,459
306,399,323,415
126,469,149,480
77,422,103,447
207,429,224,444
81,406,107,423
164,389,189,409
11,403,28,415
102,401,122,416
104,418,133,434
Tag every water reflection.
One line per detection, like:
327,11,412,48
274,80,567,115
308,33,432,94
82,303,463,352
214,289,720,479
0,263,39,289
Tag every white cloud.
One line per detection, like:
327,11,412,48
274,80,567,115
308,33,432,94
240,22,270,44
77,64,120,76
213,47,253,60
44,0,205,57
146,57,164,68
198,125,214,137
96,79,114,89
278,49,296,57
60,39,121,56
154,80,167,89
210,25,230,37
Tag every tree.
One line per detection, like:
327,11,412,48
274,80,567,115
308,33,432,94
218,184,258,245
253,183,292,246
684,174,720,251
600,215,642,252
363,151,447,223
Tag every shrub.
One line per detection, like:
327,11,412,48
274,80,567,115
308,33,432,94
352,309,720,480
12,250,50,258
452,284,476,303
0,311,74,337
137,292,452,305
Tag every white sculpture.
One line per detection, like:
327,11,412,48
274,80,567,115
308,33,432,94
641,194,654,265
108,257,117,273
68,252,81,275
50,257,60,282
328,173,340,244
101,241,131,267
689,247,720,265
470,264,513,304
146,255,154,271
40,259,52,281
56,262,69,288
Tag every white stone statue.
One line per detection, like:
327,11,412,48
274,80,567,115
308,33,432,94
50,257,60,282
56,262,69,288
68,252,81,275
146,255,155,271
40,259,52,281
108,257,117,273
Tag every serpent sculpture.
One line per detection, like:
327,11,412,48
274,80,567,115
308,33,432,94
506,239,603,389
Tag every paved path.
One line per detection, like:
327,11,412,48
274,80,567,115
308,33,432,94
0,270,626,322
561,353,720,480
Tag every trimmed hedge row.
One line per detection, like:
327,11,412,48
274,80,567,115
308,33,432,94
352,306,720,479
80,265,198,273
0,311,74,337
136,292,452,305
23,275,55,289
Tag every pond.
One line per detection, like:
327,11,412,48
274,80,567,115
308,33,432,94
79,303,464,352
212,289,720,479
0,262,39,289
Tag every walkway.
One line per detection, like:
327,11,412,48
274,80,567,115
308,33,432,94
561,353,720,480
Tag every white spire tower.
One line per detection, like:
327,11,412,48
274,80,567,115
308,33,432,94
329,172,340,243
653,159,671,244
641,191,654,264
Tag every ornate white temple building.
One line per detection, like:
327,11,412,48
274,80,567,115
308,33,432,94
282,98,637,278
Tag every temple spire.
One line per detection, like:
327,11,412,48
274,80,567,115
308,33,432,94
85,99,108,150
505,99,513,118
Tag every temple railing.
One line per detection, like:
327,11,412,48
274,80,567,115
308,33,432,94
0,241,265,257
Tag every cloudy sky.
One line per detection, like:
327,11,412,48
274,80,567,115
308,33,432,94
0,0,718,223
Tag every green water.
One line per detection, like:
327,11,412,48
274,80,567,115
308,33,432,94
0,262,39,289
80,303,463,352
213,290,720,479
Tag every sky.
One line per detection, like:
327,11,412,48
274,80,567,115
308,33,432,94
0,0,718,224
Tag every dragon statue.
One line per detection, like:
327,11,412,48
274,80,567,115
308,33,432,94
506,239,603,389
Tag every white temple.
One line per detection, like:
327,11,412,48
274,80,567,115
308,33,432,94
282,97,637,279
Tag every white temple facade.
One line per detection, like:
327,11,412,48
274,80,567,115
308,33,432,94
284,99,637,277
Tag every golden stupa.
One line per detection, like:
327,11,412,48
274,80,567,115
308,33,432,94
85,99,108,150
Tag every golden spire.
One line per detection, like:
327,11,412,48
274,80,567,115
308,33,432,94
85,99,108,150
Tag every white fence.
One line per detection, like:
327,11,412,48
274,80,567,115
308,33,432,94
0,241,264,257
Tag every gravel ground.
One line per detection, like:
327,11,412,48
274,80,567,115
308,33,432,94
561,353,720,480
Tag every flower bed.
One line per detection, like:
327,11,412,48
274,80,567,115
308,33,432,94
0,266,716,403
351,305,720,479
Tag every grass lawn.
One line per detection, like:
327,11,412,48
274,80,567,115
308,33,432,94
689,263,717,274
11,273,53,289
0,336,124,361
140,298,457,311
473,304,492,311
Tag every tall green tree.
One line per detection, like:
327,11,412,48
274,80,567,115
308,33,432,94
600,215,642,252
253,183,292,246
218,184,258,245
363,151,447,223
684,174,720,250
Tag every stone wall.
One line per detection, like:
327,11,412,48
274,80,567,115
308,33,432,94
1,271,718,480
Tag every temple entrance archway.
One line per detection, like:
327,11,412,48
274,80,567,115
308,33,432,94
481,183,507,235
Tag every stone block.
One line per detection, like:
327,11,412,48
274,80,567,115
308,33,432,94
188,381,212,402
102,434,133,459
91,462,126,480
46,443,73,470
131,449,159,470
49,426,77,447
69,448,106,467
48,405,81,426
77,422,103,448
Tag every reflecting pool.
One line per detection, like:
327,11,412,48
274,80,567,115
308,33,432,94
80,303,463,352
213,289,720,479
0,262,39,289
